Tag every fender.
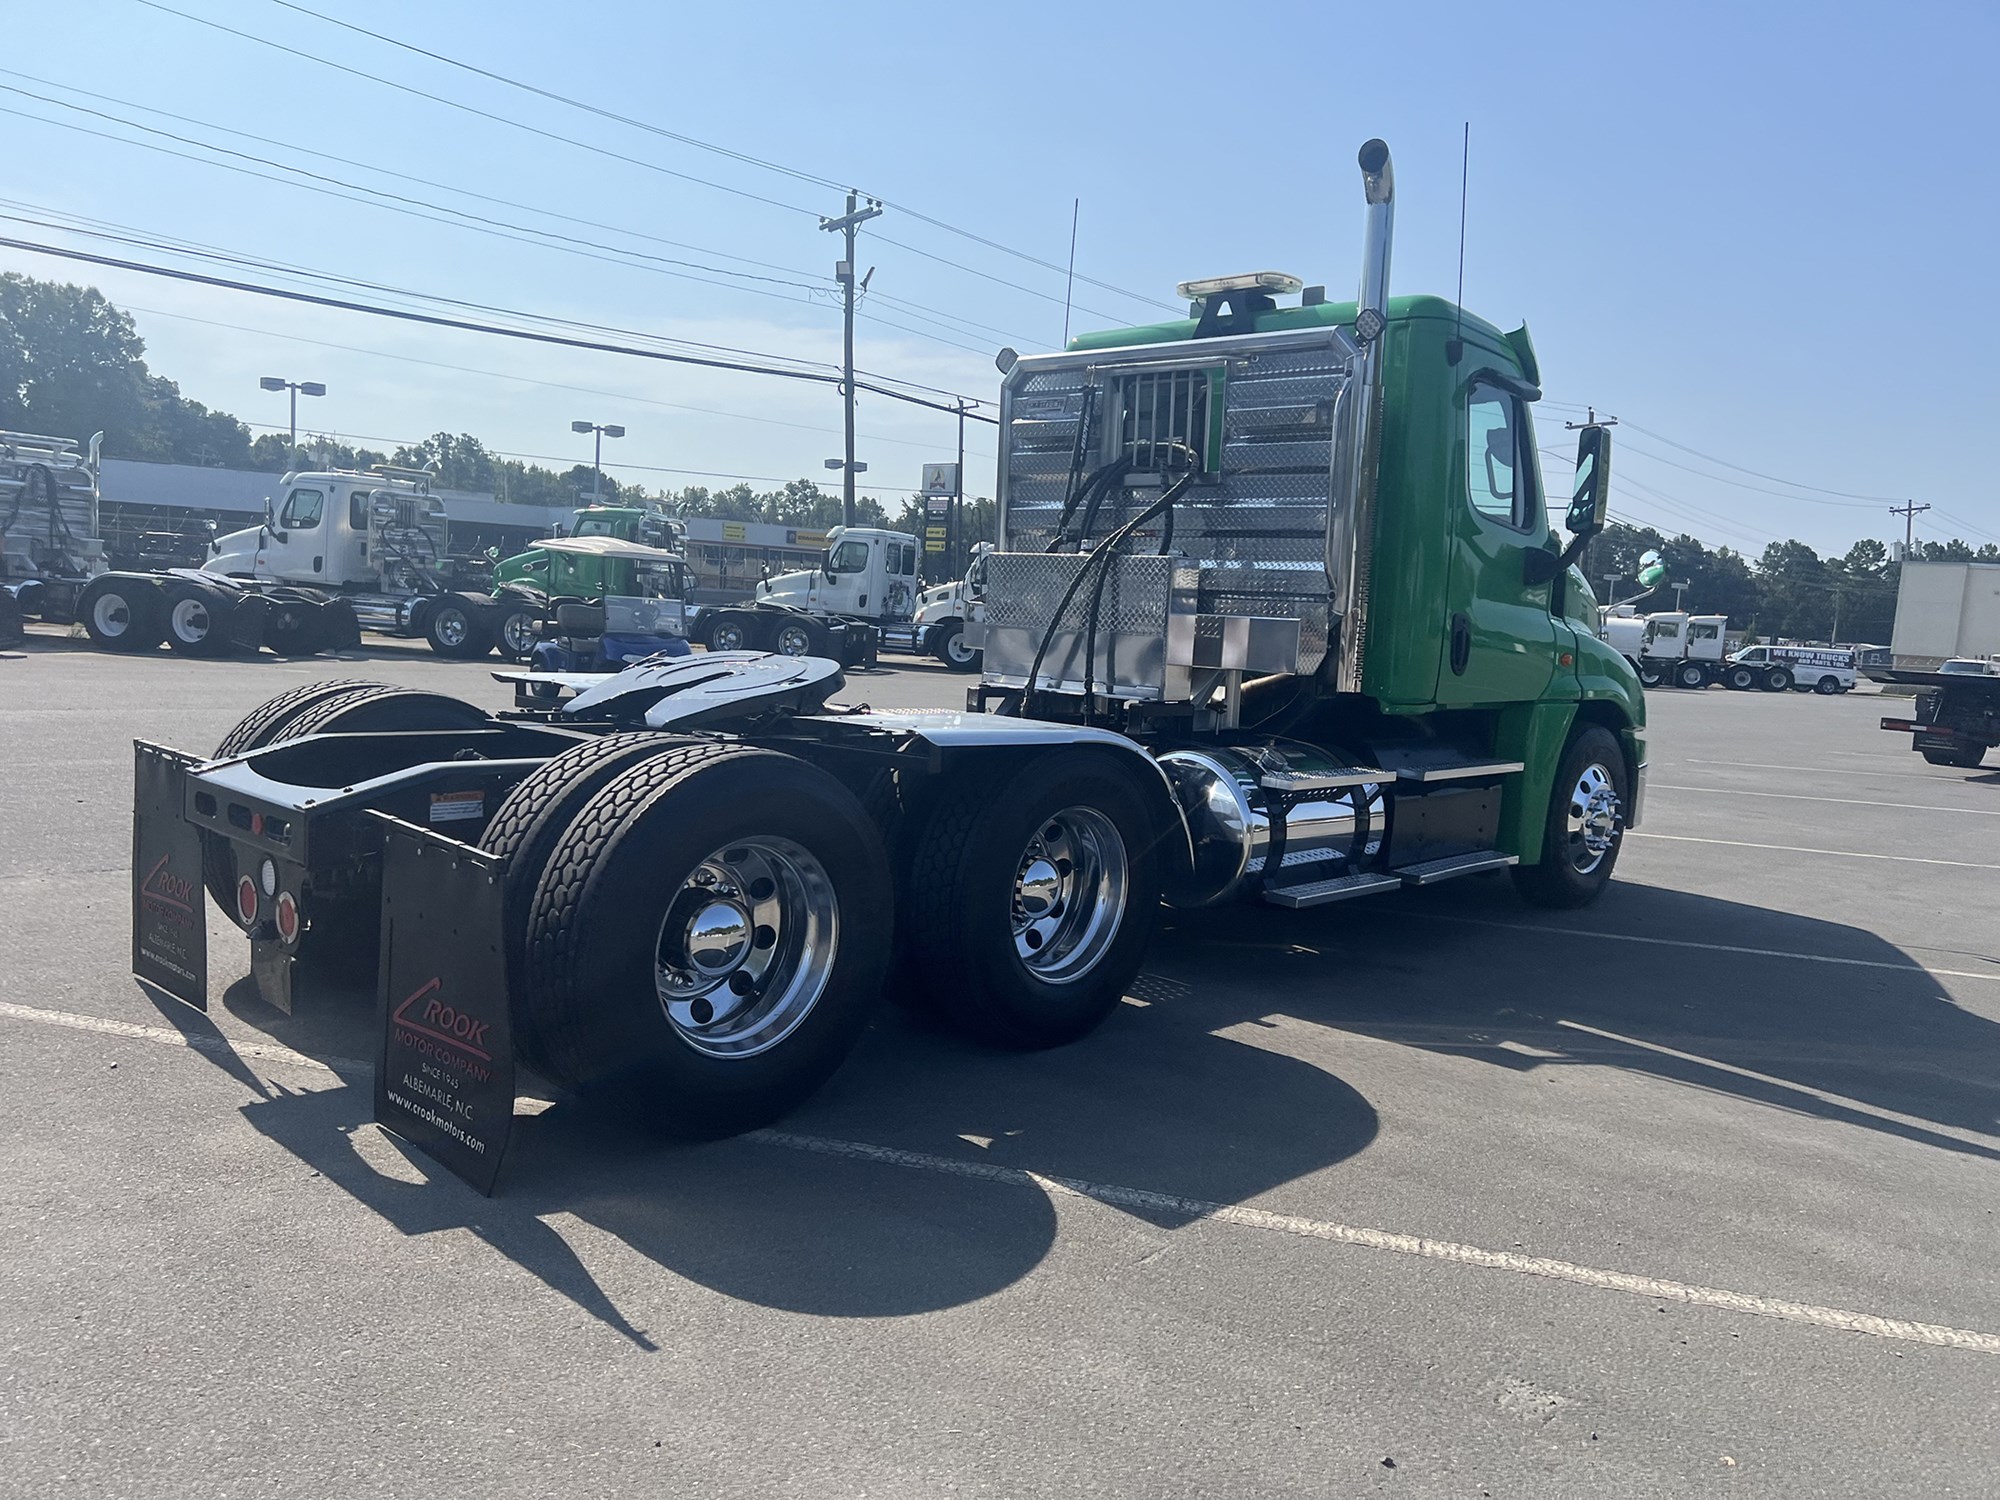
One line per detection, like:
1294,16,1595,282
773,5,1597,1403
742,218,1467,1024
827,711,1197,886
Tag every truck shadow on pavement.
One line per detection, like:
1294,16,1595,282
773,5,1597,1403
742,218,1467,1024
144,870,1996,1345
1164,877,2000,1158
145,964,1379,1344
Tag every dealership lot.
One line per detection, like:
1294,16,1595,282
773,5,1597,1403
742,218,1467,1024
2,635,1996,1498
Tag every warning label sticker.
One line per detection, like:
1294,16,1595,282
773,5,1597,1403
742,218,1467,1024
429,789,484,824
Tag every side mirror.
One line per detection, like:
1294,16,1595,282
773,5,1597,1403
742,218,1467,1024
1565,426,1612,540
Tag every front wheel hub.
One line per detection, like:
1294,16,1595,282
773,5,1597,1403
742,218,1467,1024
1011,807,1127,983
1566,763,1621,873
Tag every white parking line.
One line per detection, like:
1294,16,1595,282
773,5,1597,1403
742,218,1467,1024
6,997,1998,1356
0,1000,360,1073
1629,832,2000,870
1686,758,1985,783
1650,784,2000,816
752,1131,2000,1355
1400,913,2000,983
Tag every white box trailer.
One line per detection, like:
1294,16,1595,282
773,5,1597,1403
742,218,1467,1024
1891,560,2000,669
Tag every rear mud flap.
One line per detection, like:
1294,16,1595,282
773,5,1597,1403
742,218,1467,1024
371,816,515,1195
131,742,208,1010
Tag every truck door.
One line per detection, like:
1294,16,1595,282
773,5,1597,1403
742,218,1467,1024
262,483,332,582
1435,378,1557,705
819,534,874,615
884,538,917,619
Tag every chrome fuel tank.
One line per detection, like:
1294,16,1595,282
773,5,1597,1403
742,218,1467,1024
1157,740,1386,906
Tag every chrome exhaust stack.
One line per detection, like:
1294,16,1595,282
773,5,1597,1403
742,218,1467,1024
1328,138,1394,694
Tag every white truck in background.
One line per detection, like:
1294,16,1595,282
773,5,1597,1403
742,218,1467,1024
694,526,984,670
1601,607,1855,693
76,464,534,658
1890,559,2000,669
0,429,108,643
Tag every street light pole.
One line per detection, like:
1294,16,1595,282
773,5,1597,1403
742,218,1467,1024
260,377,325,468
571,420,626,505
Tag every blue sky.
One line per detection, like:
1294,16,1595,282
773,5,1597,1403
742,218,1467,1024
4,0,1995,554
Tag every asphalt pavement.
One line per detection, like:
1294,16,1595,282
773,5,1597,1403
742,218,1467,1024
2,629,1996,1498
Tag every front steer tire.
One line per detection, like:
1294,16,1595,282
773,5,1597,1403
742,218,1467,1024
1512,726,1630,910
521,747,893,1138
898,751,1163,1050
423,593,493,658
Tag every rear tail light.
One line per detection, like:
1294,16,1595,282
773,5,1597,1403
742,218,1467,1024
235,876,258,927
274,891,300,946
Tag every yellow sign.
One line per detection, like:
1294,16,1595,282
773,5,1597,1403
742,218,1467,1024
722,522,746,542
925,539,946,553
925,526,947,539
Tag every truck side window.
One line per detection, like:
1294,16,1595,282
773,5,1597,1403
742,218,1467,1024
1464,383,1539,531
279,488,324,529
350,489,370,530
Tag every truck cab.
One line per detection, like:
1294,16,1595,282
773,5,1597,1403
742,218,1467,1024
755,526,921,622
205,468,448,592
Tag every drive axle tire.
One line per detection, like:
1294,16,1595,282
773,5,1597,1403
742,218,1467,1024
1637,663,1662,688
522,747,893,1137
479,734,712,1076
700,614,757,652
1762,667,1793,692
1675,662,1707,690
424,593,492,658
1725,665,1758,691
933,619,980,672
771,618,827,657
79,577,165,652
1921,743,1989,768
899,750,1163,1050
161,581,235,656
1512,726,1629,910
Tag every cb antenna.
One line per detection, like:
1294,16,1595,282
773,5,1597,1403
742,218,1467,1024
1448,122,1469,365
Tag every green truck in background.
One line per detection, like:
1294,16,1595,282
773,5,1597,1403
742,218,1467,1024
138,137,1647,1157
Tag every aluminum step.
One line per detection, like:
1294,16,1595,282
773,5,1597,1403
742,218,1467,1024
1394,760,1525,784
1396,850,1519,886
1261,871,1403,909
1258,767,1389,795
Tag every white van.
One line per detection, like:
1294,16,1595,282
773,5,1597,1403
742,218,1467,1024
1726,644,1857,694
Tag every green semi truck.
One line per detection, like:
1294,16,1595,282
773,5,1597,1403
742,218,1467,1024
133,138,1644,1170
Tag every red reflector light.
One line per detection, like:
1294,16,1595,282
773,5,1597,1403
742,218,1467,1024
251,812,265,837
274,891,300,945
1879,718,1915,732
235,876,258,927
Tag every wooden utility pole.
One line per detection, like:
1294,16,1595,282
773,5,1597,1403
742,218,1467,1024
820,191,883,529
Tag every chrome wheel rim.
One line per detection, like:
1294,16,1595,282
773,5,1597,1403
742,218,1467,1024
1012,806,1128,984
775,625,811,656
1564,762,1621,875
710,623,745,651
501,612,535,655
434,610,468,647
91,593,133,638
170,596,210,642
654,836,838,1059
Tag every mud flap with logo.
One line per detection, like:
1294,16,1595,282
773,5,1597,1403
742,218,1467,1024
372,817,514,1195
132,742,208,1010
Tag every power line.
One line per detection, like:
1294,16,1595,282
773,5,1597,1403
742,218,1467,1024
127,0,823,219
0,101,1008,364
252,0,1175,313
0,70,1043,348
0,233,1000,425
1618,419,1903,503
122,301,996,461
